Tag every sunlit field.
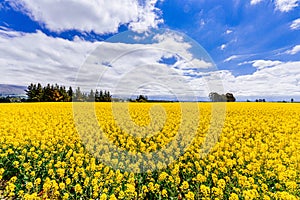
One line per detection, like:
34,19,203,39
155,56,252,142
0,102,299,199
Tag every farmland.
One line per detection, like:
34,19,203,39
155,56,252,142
0,102,299,199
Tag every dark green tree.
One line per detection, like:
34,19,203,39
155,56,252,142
68,86,73,101
136,95,148,102
226,93,236,102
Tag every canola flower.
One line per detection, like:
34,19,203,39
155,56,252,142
0,102,299,199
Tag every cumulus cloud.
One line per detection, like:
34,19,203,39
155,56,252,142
7,0,163,34
290,18,300,30
274,0,299,12
286,45,300,55
250,0,263,5
0,28,216,100
232,61,300,99
251,60,283,70
0,29,98,86
1,26,299,100
206,61,300,100
78,31,216,99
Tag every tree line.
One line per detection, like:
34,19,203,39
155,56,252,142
25,83,112,102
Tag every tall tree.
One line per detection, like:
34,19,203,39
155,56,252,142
74,87,84,102
25,83,35,101
68,86,73,101
88,89,95,102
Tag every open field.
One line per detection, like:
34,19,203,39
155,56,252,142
0,103,299,199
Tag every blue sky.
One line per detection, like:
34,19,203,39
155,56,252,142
0,0,300,100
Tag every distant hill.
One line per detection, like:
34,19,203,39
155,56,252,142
0,84,27,96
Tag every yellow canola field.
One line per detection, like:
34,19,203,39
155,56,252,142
0,102,299,199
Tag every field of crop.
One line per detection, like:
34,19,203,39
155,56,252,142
0,102,299,199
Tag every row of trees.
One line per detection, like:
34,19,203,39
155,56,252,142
25,83,112,102
0,97,13,103
209,92,236,102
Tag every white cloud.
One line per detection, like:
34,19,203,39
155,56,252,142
274,0,299,12
251,60,283,70
225,30,233,34
290,18,300,30
7,0,163,34
2,27,299,100
220,44,227,50
224,55,239,62
226,59,300,99
205,61,300,100
0,28,215,100
232,61,300,99
250,0,263,5
200,19,205,27
286,45,300,55
0,29,98,86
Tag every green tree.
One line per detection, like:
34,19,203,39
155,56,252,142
209,92,235,102
136,95,148,102
88,89,95,102
68,86,73,101
226,93,236,102
74,87,84,102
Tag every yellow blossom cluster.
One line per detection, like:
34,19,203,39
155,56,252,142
0,102,299,199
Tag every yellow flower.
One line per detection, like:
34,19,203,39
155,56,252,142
109,194,117,200
48,169,54,176
161,189,168,197
142,185,148,193
118,191,125,199
30,171,36,177
217,179,226,190
18,190,24,196
200,185,210,197
0,102,300,199
185,191,195,200
10,176,17,183
158,172,169,182
229,193,239,200
62,193,69,200
148,182,155,192
175,177,181,185
65,178,71,185
0,168,5,176
56,168,65,178
93,191,99,198
263,195,270,200
26,182,33,191
74,184,82,194
181,181,189,190
6,182,16,192
34,178,41,186
13,161,19,168
59,182,66,190
196,174,206,183
100,193,107,200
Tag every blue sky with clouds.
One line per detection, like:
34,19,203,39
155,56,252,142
0,0,300,100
